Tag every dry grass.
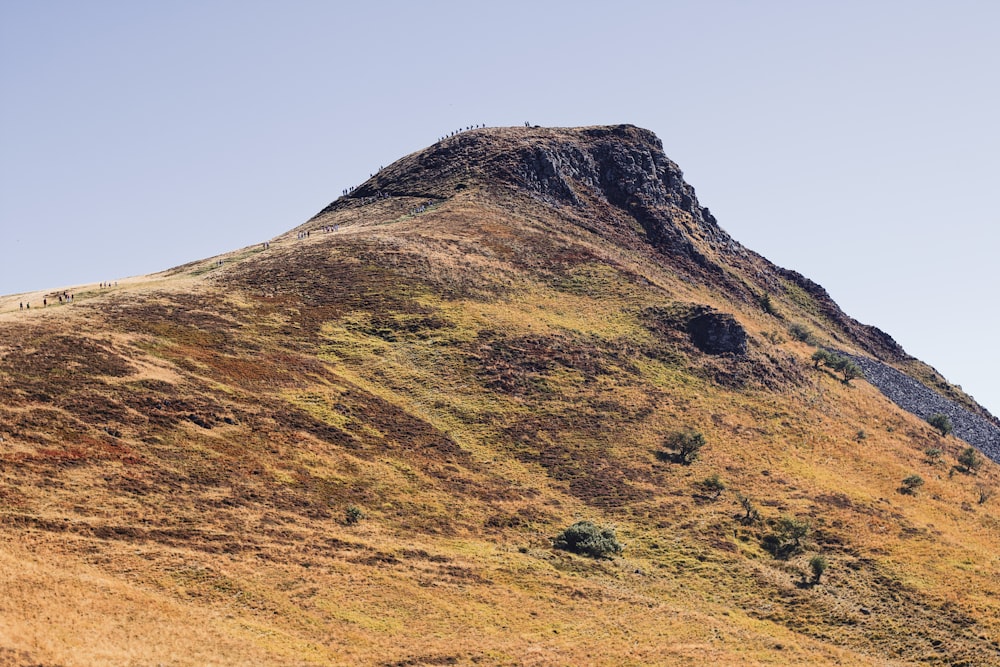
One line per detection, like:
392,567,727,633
1,131,998,665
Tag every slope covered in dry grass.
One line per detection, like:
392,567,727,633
0,125,997,666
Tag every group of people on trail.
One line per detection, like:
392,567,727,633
338,124,494,202
438,123,487,143
294,224,342,240
19,290,74,311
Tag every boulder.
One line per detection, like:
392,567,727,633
688,311,747,356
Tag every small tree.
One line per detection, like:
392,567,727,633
826,354,861,383
699,474,726,500
836,358,863,383
553,521,623,559
764,516,810,558
927,413,953,437
811,350,862,383
958,447,982,474
809,554,828,584
738,495,760,525
776,516,810,548
924,447,943,464
662,429,706,465
345,505,365,525
811,349,832,368
901,474,924,495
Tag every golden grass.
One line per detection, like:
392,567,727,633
0,171,998,666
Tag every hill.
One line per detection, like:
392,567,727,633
0,124,998,666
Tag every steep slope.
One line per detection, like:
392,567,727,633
0,125,998,666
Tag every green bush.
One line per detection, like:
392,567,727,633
763,516,810,559
790,323,816,344
661,429,706,465
776,516,810,546
901,474,924,495
345,505,365,525
699,474,726,500
958,447,982,474
811,349,862,383
836,358,863,383
811,349,833,367
553,521,623,559
809,554,828,583
924,447,943,463
927,413,953,437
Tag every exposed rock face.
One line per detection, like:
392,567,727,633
687,310,748,356
320,125,738,271
503,127,746,278
509,126,732,260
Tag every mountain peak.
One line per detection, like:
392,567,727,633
314,125,733,261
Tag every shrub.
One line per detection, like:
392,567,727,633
345,505,365,525
811,349,833,368
763,516,810,559
553,521,623,559
776,516,810,547
809,554,828,583
811,349,862,383
661,429,706,465
924,447,943,463
927,413,953,437
976,484,995,505
958,447,982,474
900,474,924,495
836,358,863,383
790,323,816,344
828,354,860,382
738,495,760,525
699,474,726,500
759,293,777,315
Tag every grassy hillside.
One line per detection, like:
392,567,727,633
0,125,997,666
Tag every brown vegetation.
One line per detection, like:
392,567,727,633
0,125,997,665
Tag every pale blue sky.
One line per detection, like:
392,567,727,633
1,1,997,416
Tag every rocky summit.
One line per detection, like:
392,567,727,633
1,125,998,666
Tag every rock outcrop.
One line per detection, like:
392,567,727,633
687,310,748,356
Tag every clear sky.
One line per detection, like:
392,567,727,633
2,1,997,416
